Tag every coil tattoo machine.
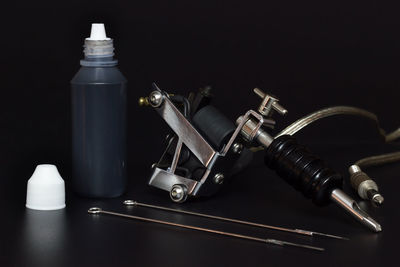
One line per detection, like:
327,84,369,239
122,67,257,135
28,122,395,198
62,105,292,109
140,83,382,232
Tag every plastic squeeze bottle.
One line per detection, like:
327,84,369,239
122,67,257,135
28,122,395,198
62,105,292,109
71,23,127,197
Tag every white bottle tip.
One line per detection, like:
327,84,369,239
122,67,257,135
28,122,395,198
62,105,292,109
86,23,111,41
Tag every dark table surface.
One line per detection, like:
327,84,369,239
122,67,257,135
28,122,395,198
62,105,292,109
2,143,398,267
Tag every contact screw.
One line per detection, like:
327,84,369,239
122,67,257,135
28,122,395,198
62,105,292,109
253,88,288,117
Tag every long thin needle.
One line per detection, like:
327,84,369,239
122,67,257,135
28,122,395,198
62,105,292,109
123,200,348,241
88,207,324,252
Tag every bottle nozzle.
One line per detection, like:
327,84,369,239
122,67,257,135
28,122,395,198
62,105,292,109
86,23,111,41
81,23,116,64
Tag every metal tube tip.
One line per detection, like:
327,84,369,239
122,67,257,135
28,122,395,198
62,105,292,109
372,194,384,206
363,216,382,232
330,189,383,233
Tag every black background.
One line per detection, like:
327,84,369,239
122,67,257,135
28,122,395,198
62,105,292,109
1,1,399,266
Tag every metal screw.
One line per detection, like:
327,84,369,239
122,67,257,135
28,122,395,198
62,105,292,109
271,102,288,116
254,87,268,99
232,143,243,154
253,88,288,116
213,173,225,185
149,91,163,107
170,184,188,203
138,97,150,106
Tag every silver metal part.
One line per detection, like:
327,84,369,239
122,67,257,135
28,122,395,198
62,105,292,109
123,200,136,206
170,184,188,203
222,110,264,154
155,91,216,167
330,189,382,232
371,193,384,206
236,116,274,147
88,207,102,214
253,88,288,117
123,200,348,240
149,167,198,195
149,91,164,107
213,173,225,185
147,89,216,200
88,207,325,251
170,139,183,173
358,180,379,200
349,165,362,175
232,143,243,154
348,165,384,206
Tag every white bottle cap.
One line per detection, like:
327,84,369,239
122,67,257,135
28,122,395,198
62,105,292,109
86,23,111,40
26,164,66,210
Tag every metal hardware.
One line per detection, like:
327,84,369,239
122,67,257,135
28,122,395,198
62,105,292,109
221,110,264,155
88,207,325,251
330,189,382,232
138,97,150,106
348,151,400,206
232,143,243,154
349,165,384,206
154,90,216,167
149,91,164,107
213,173,225,185
170,184,188,203
236,116,274,147
369,190,384,206
149,167,198,195
253,88,287,117
123,200,348,240
170,139,183,173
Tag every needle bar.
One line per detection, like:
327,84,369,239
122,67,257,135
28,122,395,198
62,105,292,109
123,200,348,240
88,207,324,252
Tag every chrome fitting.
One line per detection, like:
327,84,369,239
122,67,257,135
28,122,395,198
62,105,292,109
149,91,164,107
349,165,384,206
170,184,188,203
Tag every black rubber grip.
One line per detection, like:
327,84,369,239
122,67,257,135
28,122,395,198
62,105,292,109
264,135,343,206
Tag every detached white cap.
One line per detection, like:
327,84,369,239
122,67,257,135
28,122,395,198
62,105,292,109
26,164,66,210
86,23,111,40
